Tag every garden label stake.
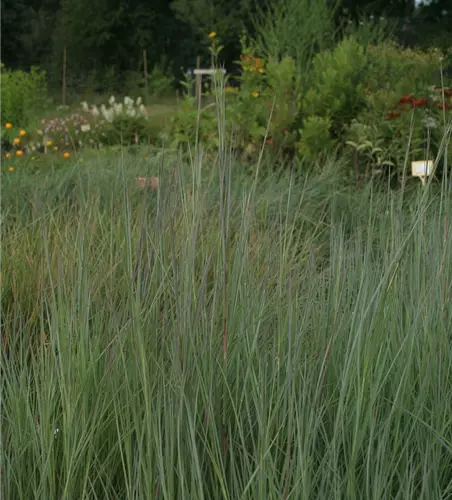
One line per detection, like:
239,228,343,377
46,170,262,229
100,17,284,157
411,160,433,187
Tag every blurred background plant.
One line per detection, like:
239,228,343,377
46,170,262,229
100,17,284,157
0,63,48,125
1,0,451,183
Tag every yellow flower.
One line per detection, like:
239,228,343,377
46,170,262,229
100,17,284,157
208,31,216,39
16,150,24,156
46,140,53,147
5,152,12,159
251,91,259,98
5,122,13,129
19,129,26,136
225,85,238,93
8,166,15,173
63,152,70,159
258,68,265,74
13,138,21,145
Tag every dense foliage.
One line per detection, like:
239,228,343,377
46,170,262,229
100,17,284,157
1,0,451,180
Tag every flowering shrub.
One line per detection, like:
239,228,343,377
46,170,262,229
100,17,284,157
81,95,150,145
167,33,300,158
2,123,31,157
1,121,72,174
20,96,151,154
1,94,153,175
33,113,103,151
228,35,300,154
295,37,450,180
344,43,450,180
82,95,147,122
168,33,448,176
0,65,48,156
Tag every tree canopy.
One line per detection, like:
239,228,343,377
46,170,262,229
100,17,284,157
1,0,450,95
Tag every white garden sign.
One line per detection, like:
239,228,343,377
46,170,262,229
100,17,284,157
411,160,433,186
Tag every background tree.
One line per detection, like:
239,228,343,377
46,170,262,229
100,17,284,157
1,0,33,69
411,0,452,50
1,0,450,99
170,0,255,67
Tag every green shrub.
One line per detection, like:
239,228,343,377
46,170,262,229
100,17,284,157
147,65,175,98
298,115,334,161
122,66,175,101
0,64,48,126
166,92,220,150
297,37,368,161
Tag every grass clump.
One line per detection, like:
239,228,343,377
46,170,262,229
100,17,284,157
1,130,452,499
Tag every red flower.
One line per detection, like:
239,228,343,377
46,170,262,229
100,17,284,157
387,111,401,119
438,102,452,110
411,98,429,109
398,94,415,105
432,86,452,97
266,138,273,144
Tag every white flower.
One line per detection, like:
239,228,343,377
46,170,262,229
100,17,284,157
139,104,147,116
423,116,438,129
81,124,91,132
100,104,112,122
126,108,136,117
114,103,123,115
37,129,43,135
109,95,116,105
124,96,134,107
81,101,89,112
91,106,100,117
136,97,142,106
